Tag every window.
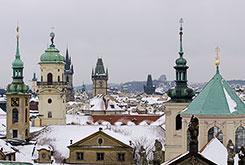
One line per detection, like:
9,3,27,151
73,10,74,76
48,112,52,118
58,76,60,82
42,153,46,159
96,153,104,161
25,108,28,123
117,153,125,161
25,97,28,106
208,127,223,143
99,81,103,87
48,98,52,104
41,76,43,82
176,114,182,130
76,152,84,160
235,126,245,152
25,129,28,138
12,109,18,123
98,138,103,145
13,130,18,138
66,76,69,82
47,73,53,84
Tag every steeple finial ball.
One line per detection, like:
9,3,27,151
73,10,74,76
215,46,220,67
16,26,19,39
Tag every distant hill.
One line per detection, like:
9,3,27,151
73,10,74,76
227,80,245,85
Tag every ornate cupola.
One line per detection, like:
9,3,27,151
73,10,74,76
7,26,29,94
167,18,195,102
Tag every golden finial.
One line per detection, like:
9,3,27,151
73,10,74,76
215,46,220,67
16,24,19,39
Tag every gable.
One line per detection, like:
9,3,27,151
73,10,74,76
69,131,131,149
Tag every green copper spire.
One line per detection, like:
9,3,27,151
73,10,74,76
167,18,195,103
7,26,29,94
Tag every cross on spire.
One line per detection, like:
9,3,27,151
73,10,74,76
179,18,184,56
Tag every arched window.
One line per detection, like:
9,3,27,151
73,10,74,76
47,73,53,84
12,109,18,123
66,76,69,82
187,129,190,151
41,76,43,82
208,127,223,143
58,76,60,82
235,126,245,152
176,114,182,130
25,108,28,123
48,112,52,118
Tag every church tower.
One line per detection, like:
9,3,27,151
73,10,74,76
6,26,30,141
92,58,108,97
64,47,75,102
32,72,38,94
165,19,195,161
37,32,66,126
144,74,155,95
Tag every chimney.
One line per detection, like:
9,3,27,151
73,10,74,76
70,140,73,145
99,127,103,131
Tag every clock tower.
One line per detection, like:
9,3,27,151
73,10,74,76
92,58,108,97
37,32,67,126
6,26,30,141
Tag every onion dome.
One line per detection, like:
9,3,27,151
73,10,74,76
40,32,64,63
175,56,187,66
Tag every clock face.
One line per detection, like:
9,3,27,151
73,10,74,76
11,98,19,107
99,80,103,87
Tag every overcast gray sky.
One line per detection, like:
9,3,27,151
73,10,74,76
0,0,244,87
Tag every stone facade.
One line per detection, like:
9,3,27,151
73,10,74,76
164,102,189,160
66,130,133,164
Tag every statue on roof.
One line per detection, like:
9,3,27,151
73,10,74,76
239,146,245,165
188,115,199,153
139,146,147,165
153,139,163,165
227,139,235,165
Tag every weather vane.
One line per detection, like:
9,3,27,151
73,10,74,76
215,46,220,67
50,27,55,46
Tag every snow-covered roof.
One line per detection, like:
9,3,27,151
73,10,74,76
33,125,165,160
200,137,227,165
89,95,123,111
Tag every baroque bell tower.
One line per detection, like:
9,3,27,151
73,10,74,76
37,31,66,126
165,19,195,161
6,26,30,141
92,58,108,97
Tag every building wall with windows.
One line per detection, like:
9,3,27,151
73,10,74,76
6,94,30,141
181,114,245,153
66,130,133,164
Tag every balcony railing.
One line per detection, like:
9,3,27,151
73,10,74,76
37,81,67,86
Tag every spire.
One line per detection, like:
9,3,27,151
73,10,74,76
16,25,20,59
215,46,220,73
179,18,184,57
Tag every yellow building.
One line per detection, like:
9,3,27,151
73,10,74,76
92,58,108,97
34,146,53,163
66,128,133,164
37,32,66,126
6,27,30,141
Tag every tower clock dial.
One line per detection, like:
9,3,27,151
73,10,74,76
11,98,19,107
